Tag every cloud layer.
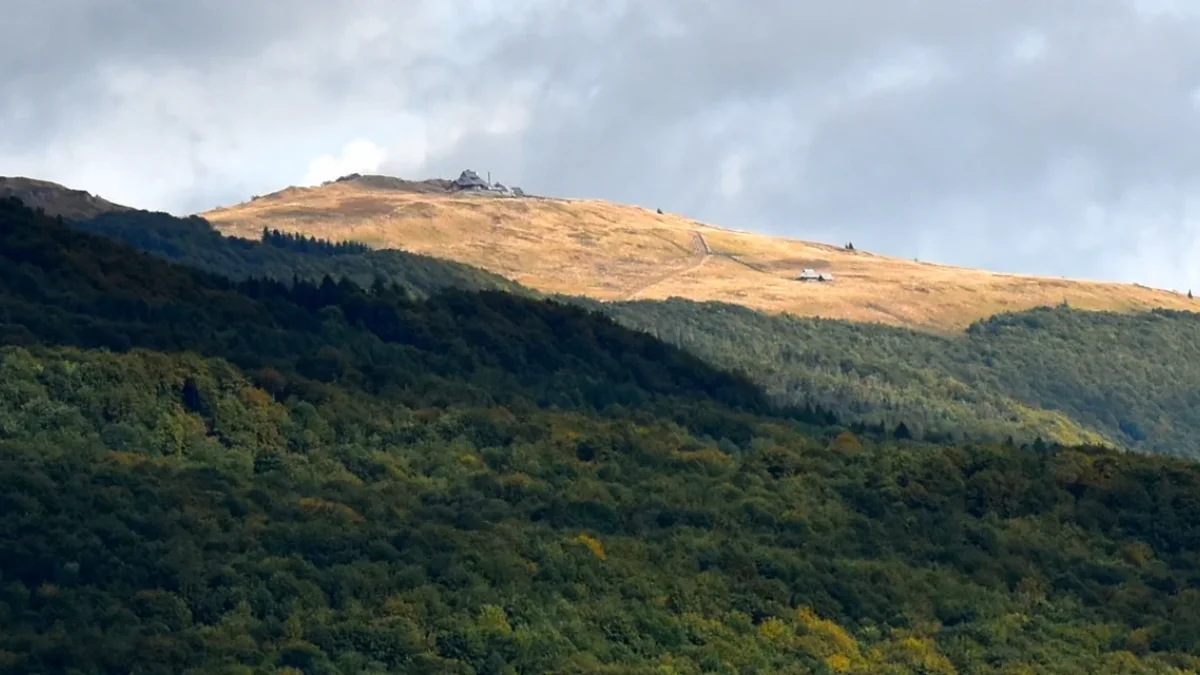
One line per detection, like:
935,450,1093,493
3,1,1200,289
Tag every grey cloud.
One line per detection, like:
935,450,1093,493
3,0,1200,288
454,0,1200,285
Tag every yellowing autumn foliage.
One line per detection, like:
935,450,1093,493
573,534,607,560
757,617,792,646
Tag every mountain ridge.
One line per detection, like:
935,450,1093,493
0,176,131,220
53,199,1116,452
9,176,1200,455
7,172,1191,333
199,172,1196,332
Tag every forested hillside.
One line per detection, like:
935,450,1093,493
3,199,1200,673
70,206,1200,457
596,300,1200,458
2,201,778,430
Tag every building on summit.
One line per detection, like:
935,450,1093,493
448,170,525,197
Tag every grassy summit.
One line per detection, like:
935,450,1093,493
202,173,1194,332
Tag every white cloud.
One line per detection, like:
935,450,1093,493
1011,30,1048,63
718,151,746,200
847,48,949,99
1131,0,1200,20
302,139,389,186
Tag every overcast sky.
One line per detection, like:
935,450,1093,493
4,1,1200,289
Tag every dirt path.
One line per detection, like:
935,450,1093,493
624,232,712,301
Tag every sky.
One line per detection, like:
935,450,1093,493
3,1,1200,290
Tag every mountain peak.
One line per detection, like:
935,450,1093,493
202,176,1195,332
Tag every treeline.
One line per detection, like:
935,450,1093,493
67,203,1200,458
72,209,524,298
0,198,789,443
261,227,371,256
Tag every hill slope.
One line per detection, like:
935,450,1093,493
0,196,767,424
53,203,1195,456
58,204,1102,450
4,198,1200,673
0,176,130,220
12,180,1200,455
596,299,1200,457
203,174,1195,332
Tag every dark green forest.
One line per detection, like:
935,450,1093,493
2,199,1200,673
596,300,1200,458
261,228,372,256
76,207,1200,458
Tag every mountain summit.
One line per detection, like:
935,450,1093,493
203,173,1193,331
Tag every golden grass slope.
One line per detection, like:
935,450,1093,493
203,176,1195,332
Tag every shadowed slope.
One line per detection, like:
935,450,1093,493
0,176,131,220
